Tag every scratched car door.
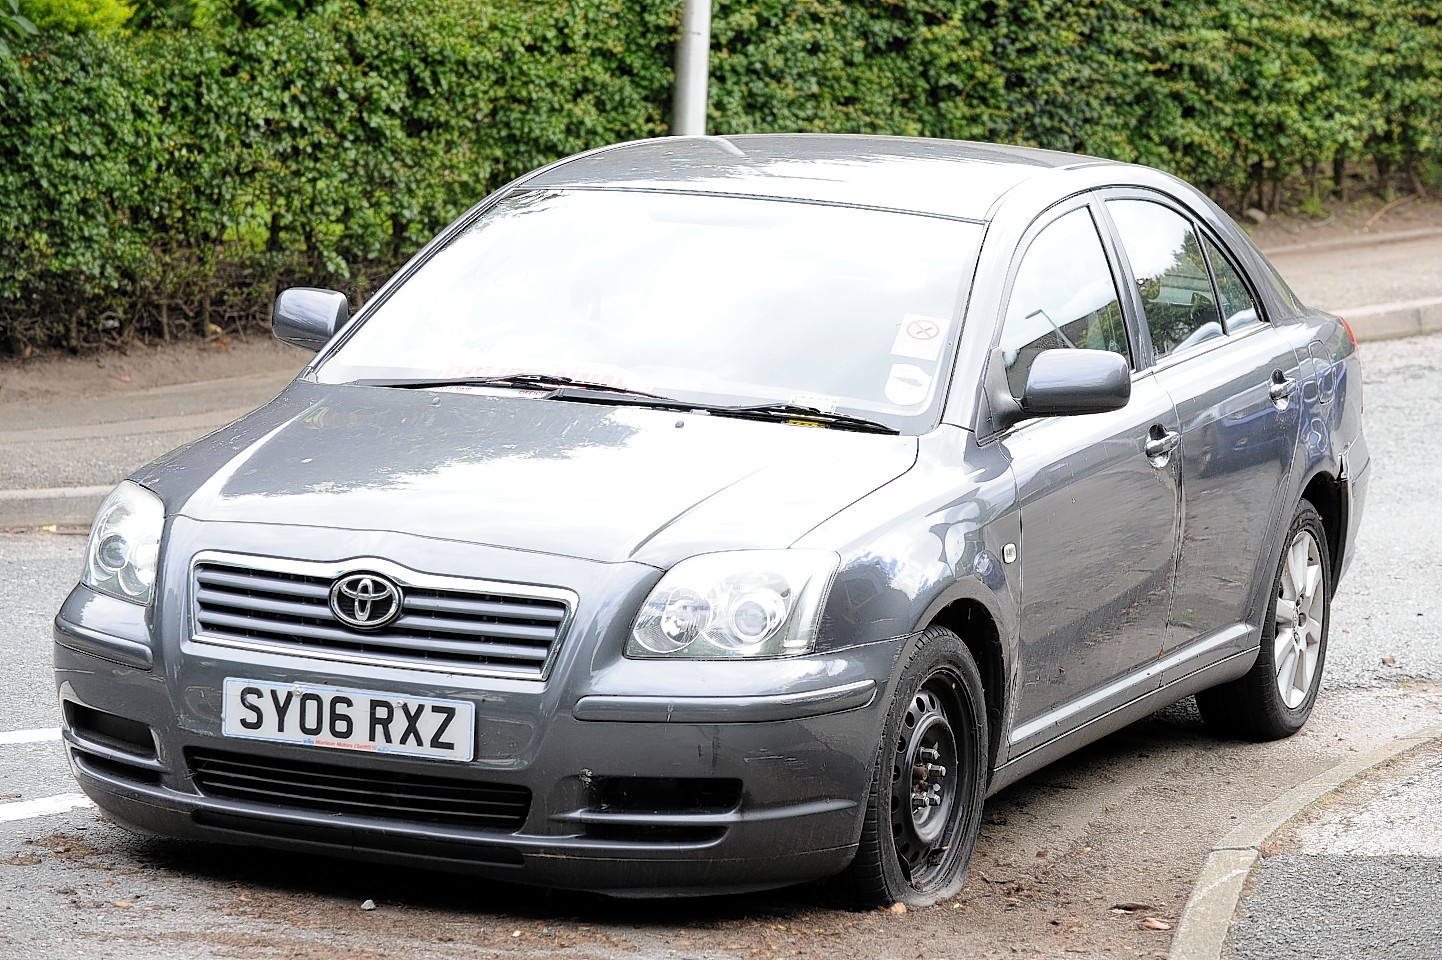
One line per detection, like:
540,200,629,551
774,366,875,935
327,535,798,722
995,201,1184,757
1102,196,1304,668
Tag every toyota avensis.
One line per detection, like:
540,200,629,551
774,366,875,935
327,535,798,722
55,135,1367,907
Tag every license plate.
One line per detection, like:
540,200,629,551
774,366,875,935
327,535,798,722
222,678,475,762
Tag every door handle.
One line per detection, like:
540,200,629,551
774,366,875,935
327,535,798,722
1145,428,1181,459
1268,371,1297,401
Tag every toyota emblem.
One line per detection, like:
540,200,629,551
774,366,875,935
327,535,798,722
329,572,403,630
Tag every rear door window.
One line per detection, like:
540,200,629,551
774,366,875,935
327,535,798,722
1201,234,1261,333
1107,200,1225,360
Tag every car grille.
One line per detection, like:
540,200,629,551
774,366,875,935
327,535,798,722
187,749,531,830
191,557,573,679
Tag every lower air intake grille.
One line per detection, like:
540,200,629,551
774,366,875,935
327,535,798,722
187,749,531,831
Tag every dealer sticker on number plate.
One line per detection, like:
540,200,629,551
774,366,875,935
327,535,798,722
222,678,475,762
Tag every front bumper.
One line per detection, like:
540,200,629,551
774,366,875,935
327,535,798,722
54,544,897,896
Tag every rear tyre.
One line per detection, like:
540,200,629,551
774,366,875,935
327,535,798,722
835,626,988,907
1197,499,1331,741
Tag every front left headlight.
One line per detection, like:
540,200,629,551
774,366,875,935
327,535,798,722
627,550,839,659
83,481,163,605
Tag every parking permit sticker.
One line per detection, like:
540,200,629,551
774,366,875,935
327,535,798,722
787,393,840,414
885,363,931,406
890,314,946,362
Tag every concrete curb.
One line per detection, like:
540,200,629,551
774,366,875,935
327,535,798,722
1170,723,1442,960
1342,296,1442,343
0,484,112,530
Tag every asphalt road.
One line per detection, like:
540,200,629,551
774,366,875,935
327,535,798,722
0,333,1438,958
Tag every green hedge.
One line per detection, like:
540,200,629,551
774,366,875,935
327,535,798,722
1,0,1439,352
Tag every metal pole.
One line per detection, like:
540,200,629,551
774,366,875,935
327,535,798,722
672,0,712,136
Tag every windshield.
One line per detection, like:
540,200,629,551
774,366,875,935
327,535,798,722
316,189,984,432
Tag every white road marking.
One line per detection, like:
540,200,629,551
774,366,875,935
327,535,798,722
0,728,62,745
0,793,93,823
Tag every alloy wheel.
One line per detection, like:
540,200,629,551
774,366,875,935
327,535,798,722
1274,530,1324,709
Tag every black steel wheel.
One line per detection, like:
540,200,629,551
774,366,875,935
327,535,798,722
836,626,988,907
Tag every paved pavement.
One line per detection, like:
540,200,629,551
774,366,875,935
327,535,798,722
0,226,1440,958
1226,735,1442,960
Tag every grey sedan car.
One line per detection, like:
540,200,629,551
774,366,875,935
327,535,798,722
55,135,1367,907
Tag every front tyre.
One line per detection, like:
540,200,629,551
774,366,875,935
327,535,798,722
1198,499,1331,740
836,626,988,907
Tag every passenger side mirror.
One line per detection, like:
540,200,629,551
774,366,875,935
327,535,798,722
1020,349,1131,416
272,287,349,352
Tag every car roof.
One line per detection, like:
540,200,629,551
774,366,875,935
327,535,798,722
522,134,1115,222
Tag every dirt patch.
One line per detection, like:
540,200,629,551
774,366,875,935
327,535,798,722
1246,194,1442,252
0,336,307,408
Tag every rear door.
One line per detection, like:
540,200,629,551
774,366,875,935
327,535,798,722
1099,194,1304,670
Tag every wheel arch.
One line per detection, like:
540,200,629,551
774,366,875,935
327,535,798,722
925,598,1008,783
1299,469,1347,583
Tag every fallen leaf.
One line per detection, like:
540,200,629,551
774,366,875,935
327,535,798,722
889,902,908,915
1113,901,1152,912
1140,917,1172,931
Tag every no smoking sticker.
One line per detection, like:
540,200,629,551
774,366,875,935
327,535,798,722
890,314,946,362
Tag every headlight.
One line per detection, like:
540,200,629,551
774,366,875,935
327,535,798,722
83,481,163,605
628,550,839,659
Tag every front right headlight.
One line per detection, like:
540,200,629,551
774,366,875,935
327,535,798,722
83,481,163,605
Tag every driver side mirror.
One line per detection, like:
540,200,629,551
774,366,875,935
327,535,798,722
272,287,349,352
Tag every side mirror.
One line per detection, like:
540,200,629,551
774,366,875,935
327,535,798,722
272,287,349,352
1021,348,1131,416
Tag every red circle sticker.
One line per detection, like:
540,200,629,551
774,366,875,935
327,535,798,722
907,319,940,340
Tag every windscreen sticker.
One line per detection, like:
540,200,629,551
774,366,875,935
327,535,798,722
787,393,840,414
884,363,931,406
890,315,946,362
427,385,549,398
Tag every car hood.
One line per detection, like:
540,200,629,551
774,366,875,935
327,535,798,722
137,382,919,567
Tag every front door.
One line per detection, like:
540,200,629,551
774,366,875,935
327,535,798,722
993,203,1182,753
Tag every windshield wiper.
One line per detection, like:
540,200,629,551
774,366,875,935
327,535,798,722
354,375,898,434
707,403,899,435
352,373,670,400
